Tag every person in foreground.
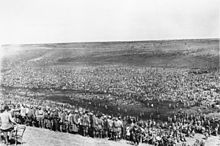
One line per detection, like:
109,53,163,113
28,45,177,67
0,105,17,145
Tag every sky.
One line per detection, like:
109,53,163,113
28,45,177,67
0,0,219,45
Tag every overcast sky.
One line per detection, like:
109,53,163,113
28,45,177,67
0,0,219,44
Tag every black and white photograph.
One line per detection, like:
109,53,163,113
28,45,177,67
0,0,219,145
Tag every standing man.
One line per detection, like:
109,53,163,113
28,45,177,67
0,105,17,145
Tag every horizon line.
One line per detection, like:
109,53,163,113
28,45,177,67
2,37,219,46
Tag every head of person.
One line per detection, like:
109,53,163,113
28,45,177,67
3,105,10,112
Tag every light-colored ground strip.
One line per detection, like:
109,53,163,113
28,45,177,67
28,56,44,62
2,126,217,146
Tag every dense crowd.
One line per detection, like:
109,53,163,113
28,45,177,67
1,94,220,146
2,63,219,108
1,49,219,146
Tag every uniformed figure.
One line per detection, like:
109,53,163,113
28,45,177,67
80,111,90,136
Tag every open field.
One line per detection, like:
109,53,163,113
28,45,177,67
1,39,219,68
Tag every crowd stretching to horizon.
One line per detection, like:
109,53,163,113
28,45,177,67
0,52,220,146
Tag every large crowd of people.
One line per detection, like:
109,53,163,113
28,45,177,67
2,62,219,108
0,94,220,146
0,47,219,145
1,63,220,121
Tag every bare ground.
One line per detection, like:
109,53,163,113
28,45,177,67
1,126,218,146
